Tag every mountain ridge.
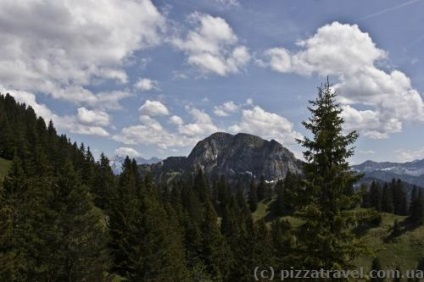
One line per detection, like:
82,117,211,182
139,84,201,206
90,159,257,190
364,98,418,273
139,132,303,184
353,158,424,187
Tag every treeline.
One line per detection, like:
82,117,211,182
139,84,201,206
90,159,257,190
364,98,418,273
0,93,297,281
3,92,424,281
361,179,424,224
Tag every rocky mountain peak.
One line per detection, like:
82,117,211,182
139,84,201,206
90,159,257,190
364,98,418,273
139,132,303,184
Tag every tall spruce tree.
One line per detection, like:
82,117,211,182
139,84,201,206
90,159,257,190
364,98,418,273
295,80,367,271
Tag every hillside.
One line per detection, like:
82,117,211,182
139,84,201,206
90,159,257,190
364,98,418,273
253,198,424,273
139,132,303,184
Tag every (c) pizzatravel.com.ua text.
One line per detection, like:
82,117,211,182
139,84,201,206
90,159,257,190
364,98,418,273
253,266,424,280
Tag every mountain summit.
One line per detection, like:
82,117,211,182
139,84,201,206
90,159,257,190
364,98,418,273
139,132,302,183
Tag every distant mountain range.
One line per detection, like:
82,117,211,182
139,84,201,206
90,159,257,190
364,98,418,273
111,131,424,189
138,132,303,184
110,155,161,175
352,159,424,187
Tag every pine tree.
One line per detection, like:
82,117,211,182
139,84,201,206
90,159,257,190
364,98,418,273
248,180,258,212
381,183,394,213
409,187,424,224
257,175,271,201
369,181,382,211
200,201,232,281
295,80,367,271
0,186,15,280
392,179,408,216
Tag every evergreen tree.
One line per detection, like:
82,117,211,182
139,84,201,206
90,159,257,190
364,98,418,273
257,175,271,201
295,80,367,271
252,219,274,267
0,186,15,280
248,180,258,212
93,153,116,210
369,181,382,211
360,184,371,208
381,183,394,213
200,201,232,281
410,187,424,224
271,219,295,269
194,169,210,203
391,179,408,216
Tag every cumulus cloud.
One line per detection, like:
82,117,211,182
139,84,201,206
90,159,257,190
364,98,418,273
77,107,110,126
114,147,142,158
134,78,159,92
213,101,239,116
169,115,184,126
229,106,302,145
178,107,219,137
139,100,169,117
395,147,424,162
113,104,220,150
172,13,250,76
112,116,189,149
0,0,165,107
260,21,424,138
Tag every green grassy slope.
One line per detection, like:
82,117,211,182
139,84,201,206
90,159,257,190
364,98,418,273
253,199,424,272
356,213,424,271
0,157,12,183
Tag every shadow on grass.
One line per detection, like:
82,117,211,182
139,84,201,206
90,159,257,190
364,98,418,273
384,217,423,242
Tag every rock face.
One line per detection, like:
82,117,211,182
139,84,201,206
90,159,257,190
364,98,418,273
139,132,302,184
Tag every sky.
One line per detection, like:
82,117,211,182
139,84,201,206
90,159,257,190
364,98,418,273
0,0,424,164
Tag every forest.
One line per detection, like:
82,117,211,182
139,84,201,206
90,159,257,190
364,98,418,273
1,84,424,281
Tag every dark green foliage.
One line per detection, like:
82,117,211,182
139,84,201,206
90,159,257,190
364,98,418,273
273,172,300,216
381,182,394,213
409,186,424,224
295,80,367,270
391,179,408,216
369,181,382,211
200,201,232,281
248,180,258,212
370,257,384,282
271,219,295,268
256,175,271,201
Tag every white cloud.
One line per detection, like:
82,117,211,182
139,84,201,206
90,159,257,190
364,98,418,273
134,78,159,92
395,148,424,162
113,105,220,150
113,115,190,149
0,0,165,107
172,13,250,76
229,106,302,145
60,121,110,137
213,101,239,116
169,115,184,126
114,147,142,158
211,0,239,7
139,100,169,116
178,107,219,137
77,107,110,126
261,21,424,139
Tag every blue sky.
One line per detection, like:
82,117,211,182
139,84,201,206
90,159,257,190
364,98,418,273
1,0,424,164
